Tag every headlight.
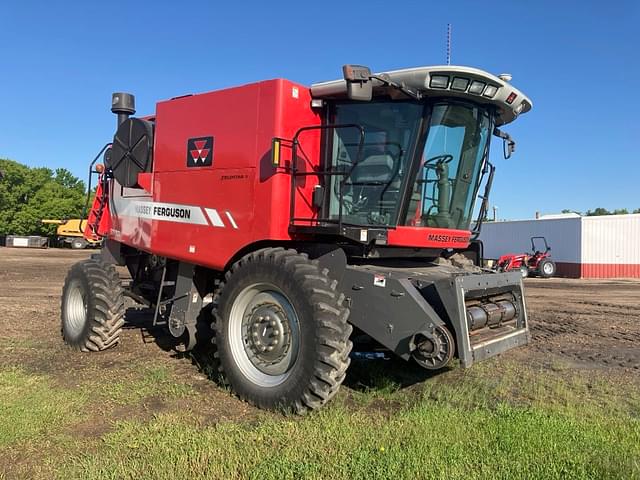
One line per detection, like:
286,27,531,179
468,81,485,95
483,85,499,98
451,77,469,91
429,75,449,89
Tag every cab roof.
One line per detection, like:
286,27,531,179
310,65,532,126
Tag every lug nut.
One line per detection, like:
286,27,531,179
266,346,274,351
270,320,276,326
273,339,279,345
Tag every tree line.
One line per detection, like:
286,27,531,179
0,159,86,236
562,208,640,216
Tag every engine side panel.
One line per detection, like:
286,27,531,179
108,79,321,270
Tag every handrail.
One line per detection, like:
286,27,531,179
289,124,365,230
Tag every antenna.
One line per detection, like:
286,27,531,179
446,23,452,65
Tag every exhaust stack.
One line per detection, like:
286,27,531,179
111,92,135,127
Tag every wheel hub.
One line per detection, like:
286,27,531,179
228,282,301,385
412,325,455,370
245,302,291,366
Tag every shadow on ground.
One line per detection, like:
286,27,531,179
122,305,445,396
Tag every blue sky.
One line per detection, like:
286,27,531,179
1,1,638,219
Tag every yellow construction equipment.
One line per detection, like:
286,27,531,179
41,219,101,249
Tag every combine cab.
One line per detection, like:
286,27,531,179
60,64,533,412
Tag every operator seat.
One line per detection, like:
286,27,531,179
347,154,398,222
349,154,394,184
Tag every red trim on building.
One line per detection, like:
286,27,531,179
581,263,640,279
554,262,640,279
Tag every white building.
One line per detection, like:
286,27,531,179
478,214,640,278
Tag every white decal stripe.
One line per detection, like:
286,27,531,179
110,196,236,230
111,198,209,225
225,211,238,229
205,208,225,227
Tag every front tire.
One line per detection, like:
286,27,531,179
538,259,556,278
212,248,352,413
61,259,125,351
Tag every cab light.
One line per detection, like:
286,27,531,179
429,75,449,89
483,85,498,98
451,77,470,91
272,138,281,166
468,81,485,95
506,92,518,104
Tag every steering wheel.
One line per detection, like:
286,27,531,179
423,154,453,166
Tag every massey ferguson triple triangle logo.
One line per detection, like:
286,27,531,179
186,136,214,167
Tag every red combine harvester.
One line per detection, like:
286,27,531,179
496,236,556,278
62,64,532,412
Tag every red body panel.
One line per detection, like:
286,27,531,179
98,78,474,270
108,79,321,270
387,227,470,249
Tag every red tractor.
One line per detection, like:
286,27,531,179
61,64,533,412
496,236,556,278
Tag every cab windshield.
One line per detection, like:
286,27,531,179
327,101,491,231
404,104,491,229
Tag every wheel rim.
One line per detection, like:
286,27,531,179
64,279,87,337
543,263,554,275
228,283,300,387
520,267,528,278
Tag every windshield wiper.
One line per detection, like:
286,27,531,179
370,74,422,100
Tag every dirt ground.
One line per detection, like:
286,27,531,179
0,247,256,424
1,246,639,413
523,277,640,372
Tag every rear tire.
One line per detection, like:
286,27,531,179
71,238,87,250
538,259,556,278
61,259,125,351
212,248,352,413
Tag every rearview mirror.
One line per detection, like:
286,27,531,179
494,128,516,159
342,64,373,101
504,138,516,159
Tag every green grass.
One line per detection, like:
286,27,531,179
0,368,86,447
1,360,639,479
421,360,640,418
62,399,640,480
87,365,193,405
